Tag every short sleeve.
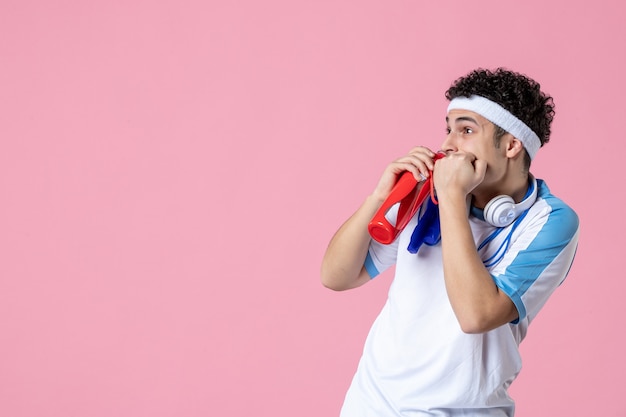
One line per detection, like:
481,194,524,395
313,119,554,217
365,204,401,278
490,197,579,323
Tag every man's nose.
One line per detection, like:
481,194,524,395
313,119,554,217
440,133,457,153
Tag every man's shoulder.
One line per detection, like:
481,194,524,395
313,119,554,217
531,179,579,239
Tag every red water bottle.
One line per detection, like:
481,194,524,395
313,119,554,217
368,152,444,244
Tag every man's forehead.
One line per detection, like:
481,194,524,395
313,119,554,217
446,109,491,125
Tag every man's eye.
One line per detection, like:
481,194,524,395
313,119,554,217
445,127,451,134
463,127,474,134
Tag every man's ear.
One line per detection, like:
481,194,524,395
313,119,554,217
505,136,525,159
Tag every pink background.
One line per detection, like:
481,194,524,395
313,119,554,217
1,1,624,416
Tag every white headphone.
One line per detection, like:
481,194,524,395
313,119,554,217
483,176,538,227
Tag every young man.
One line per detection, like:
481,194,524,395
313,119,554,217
321,68,579,416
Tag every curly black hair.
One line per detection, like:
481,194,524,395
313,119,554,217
445,68,555,162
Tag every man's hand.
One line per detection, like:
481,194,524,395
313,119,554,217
372,146,438,203
433,151,487,200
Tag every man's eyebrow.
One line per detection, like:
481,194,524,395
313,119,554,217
445,115,479,125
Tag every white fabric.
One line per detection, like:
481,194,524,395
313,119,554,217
342,180,579,416
447,95,541,160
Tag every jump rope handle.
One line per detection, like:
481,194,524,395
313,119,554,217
367,152,445,244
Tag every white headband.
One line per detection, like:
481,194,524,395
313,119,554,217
447,95,541,160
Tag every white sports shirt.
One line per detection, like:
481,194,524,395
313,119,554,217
340,179,579,417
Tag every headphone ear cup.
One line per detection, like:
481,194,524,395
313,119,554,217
484,195,516,227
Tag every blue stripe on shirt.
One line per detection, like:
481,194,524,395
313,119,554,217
364,252,380,278
492,192,579,322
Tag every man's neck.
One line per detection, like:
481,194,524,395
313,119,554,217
472,172,530,209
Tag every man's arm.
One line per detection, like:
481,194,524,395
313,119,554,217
434,153,518,333
320,195,384,291
437,191,518,333
321,146,437,291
